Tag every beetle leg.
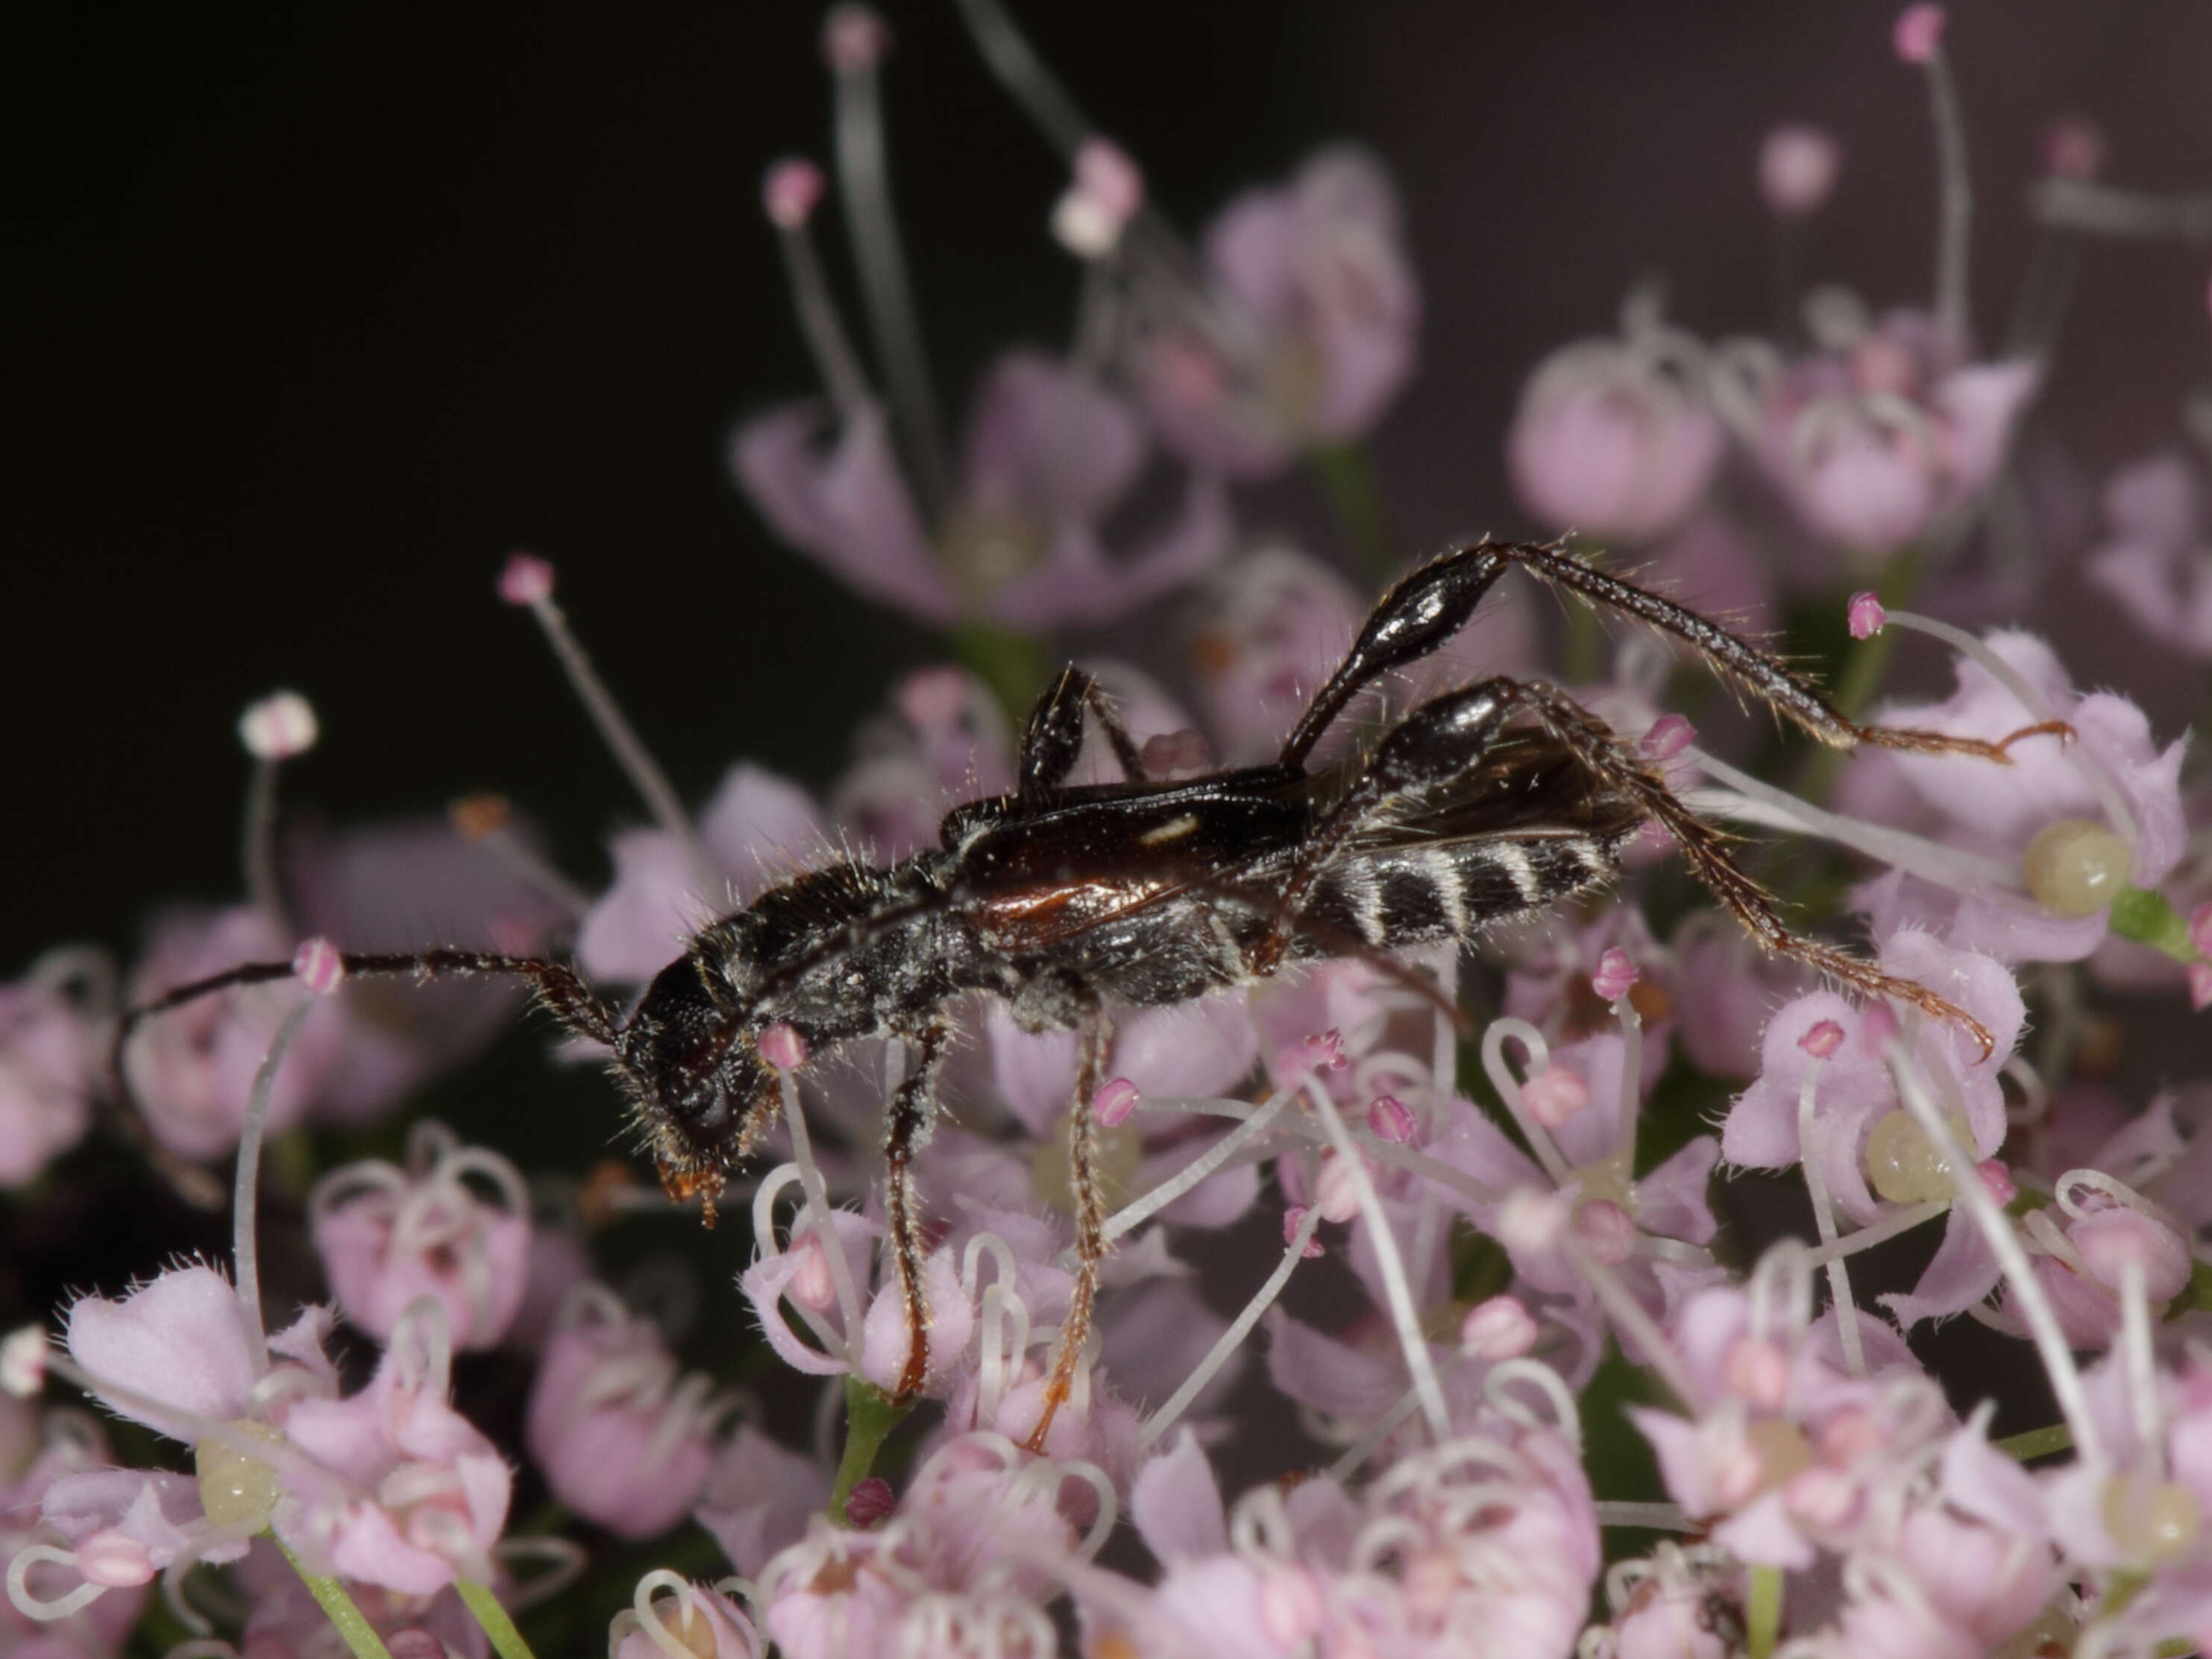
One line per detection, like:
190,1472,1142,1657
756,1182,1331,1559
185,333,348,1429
1018,664,1149,801
883,1019,952,1404
1025,1004,1111,1451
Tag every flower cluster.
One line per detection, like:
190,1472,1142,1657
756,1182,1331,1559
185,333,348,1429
7,4,2211,1658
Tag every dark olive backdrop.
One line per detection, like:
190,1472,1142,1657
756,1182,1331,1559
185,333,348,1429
9,0,2210,973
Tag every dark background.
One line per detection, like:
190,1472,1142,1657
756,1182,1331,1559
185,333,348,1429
8,0,2209,972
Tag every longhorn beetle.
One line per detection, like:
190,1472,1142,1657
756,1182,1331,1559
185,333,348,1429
116,538,2047,1449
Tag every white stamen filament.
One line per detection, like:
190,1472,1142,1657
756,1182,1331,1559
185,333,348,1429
774,218,875,419
1564,1236,1701,1409
1802,1197,1951,1267
977,1282,1030,1429
471,819,594,919
1325,1346,1476,1483
520,589,708,867
1917,36,1975,347
241,755,284,927
1480,1019,1575,1188
1683,750,2020,893
2120,1253,2165,1485
1889,1047,2102,1461
1610,996,1643,1197
7,1544,107,1622
777,1072,865,1363
1304,1082,1451,1444
1881,609,2138,849
1487,1356,1583,1449
2028,178,2212,241
830,32,950,519
1137,1094,1503,1210
1796,1057,1867,1378
948,0,1087,154
1096,1083,1292,1247
233,999,315,1376
1138,1203,1324,1451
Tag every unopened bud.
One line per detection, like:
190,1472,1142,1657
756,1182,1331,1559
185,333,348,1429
845,1475,896,1528
788,1233,837,1312
1092,1077,1141,1129
1459,1295,1538,1361
74,1529,154,1590
1314,1150,1366,1224
1592,948,1639,1003
1799,1019,1846,1060
1366,1094,1418,1145
1522,1063,1589,1129
1641,713,1696,763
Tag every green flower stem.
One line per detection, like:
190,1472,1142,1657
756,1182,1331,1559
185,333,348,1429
1993,1422,2074,1461
951,622,1049,728
275,1537,395,1659
832,1375,914,1515
456,1579,538,1659
1310,440,1395,581
1746,1563,1784,1659
2109,885,2205,965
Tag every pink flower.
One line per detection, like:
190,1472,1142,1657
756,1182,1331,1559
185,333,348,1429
1509,331,1725,544
280,1302,512,1594
2086,451,2212,661
1723,931,2023,1227
735,350,1231,629
0,966,98,1188
1842,630,2189,960
1749,312,2037,553
611,1573,760,1659
1138,148,1418,478
755,1433,1090,1659
524,1285,734,1540
310,1123,533,1351
64,1265,336,1444
120,905,342,1161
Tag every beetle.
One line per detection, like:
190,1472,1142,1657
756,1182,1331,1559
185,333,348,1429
118,538,2042,1446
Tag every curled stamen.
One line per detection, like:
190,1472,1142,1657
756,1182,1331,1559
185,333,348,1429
1480,1019,1574,1187
776,1071,865,1366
